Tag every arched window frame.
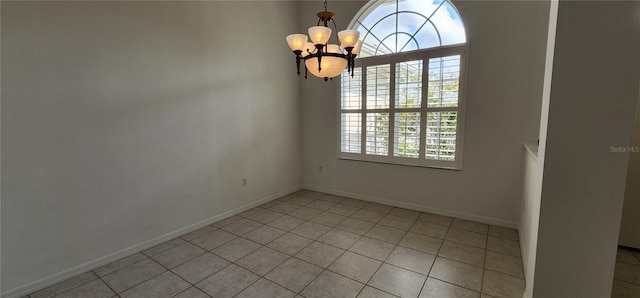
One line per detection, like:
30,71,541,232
338,0,468,170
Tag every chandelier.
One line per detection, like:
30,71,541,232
286,0,363,81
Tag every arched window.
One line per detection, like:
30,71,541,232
339,0,467,169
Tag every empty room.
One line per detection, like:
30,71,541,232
2,0,639,297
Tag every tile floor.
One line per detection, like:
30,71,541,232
613,247,640,297
26,189,528,298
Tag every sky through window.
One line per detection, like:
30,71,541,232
349,0,466,58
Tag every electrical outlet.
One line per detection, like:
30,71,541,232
242,178,247,186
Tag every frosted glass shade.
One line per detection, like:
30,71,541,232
305,56,348,79
338,30,360,47
308,26,332,45
301,42,315,57
352,40,363,55
286,34,308,52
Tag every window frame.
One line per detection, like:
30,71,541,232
337,44,468,170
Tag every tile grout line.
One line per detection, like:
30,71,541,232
416,220,449,297
324,201,380,298
351,208,409,298
113,257,180,296
290,194,369,296
254,210,337,296
94,271,121,297
317,204,374,290
228,213,320,296
287,194,400,297
431,223,506,295
168,224,246,297
30,272,102,298
170,284,203,298
483,267,526,280
144,250,205,296
191,264,236,298
385,215,423,298
93,256,166,297
480,228,490,296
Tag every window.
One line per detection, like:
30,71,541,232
339,0,467,169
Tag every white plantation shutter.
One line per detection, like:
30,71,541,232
340,68,363,154
428,55,461,108
366,65,390,109
338,0,466,169
341,113,361,154
338,48,465,169
426,111,457,161
394,112,421,158
366,113,389,155
341,68,362,110
396,60,422,109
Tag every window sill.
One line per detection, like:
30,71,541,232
338,155,462,171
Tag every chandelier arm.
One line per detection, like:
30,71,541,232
292,50,302,76
330,19,340,45
313,44,325,73
351,54,357,77
303,52,348,60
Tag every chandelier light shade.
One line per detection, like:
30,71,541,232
305,44,348,79
308,26,332,45
285,0,361,81
352,40,363,55
338,30,360,47
286,34,308,52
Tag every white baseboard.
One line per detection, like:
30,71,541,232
303,184,519,229
1,186,301,298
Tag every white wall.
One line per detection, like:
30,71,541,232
620,104,640,249
519,148,542,298
520,2,558,296
1,1,301,295
532,1,640,296
300,0,549,226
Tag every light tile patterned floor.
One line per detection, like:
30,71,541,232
26,190,529,298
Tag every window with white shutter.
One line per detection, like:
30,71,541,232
338,0,467,169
